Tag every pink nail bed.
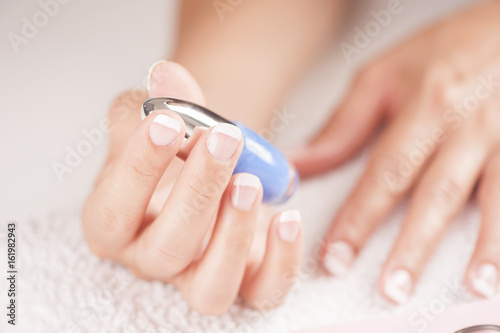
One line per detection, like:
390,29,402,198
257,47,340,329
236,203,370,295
278,210,301,242
231,173,260,211
324,241,354,276
206,123,242,160
149,114,181,146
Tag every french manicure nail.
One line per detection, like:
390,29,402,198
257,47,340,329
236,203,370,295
278,210,301,242
207,123,242,160
473,263,499,298
149,114,181,146
384,269,413,305
147,60,167,93
324,241,355,276
231,173,261,211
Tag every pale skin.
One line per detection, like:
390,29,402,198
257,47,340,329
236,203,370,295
293,1,500,304
82,0,340,316
82,0,500,314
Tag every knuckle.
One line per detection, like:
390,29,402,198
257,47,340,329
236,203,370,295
87,197,118,232
141,242,188,277
342,207,374,240
421,65,462,112
186,178,222,205
425,178,463,213
402,231,433,261
85,195,135,239
367,153,409,197
129,157,160,182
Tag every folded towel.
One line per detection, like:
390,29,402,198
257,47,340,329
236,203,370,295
1,152,482,333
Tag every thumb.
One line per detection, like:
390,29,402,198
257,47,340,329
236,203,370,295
147,60,207,159
148,60,206,106
291,73,391,178
106,61,206,159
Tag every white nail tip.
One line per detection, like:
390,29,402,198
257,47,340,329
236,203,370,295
279,210,301,223
473,264,499,298
147,60,167,91
324,255,348,276
211,123,242,140
384,269,412,305
233,173,261,189
324,242,353,277
153,114,181,133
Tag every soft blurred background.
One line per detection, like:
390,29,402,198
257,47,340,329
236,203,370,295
0,0,485,332
0,0,475,222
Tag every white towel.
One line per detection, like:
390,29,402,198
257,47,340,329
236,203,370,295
0,152,484,332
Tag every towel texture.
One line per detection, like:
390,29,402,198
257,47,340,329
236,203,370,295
1,153,483,332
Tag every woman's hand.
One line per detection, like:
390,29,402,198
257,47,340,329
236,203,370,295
293,1,500,304
82,61,303,315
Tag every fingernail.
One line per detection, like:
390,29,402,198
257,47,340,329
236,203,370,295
324,241,355,276
473,263,499,298
147,60,167,93
278,210,301,242
231,173,261,211
149,114,181,146
384,269,413,305
207,123,242,160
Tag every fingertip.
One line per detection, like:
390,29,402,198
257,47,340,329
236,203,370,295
467,261,499,299
379,268,414,306
145,111,186,148
239,210,303,309
290,143,346,178
322,240,355,277
146,60,167,92
276,210,302,243
291,83,387,177
147,60,206,105
206,123,243,161
230,173,263,211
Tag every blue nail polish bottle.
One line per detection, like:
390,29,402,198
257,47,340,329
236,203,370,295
143,98,299,204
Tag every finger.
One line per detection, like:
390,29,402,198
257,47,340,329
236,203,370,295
292,69,392,177
240,210,303,311
380,132,489,305
148,60,207,157
180,173,262,315
82,111,185,256
322,111,440,276
83,60,207,256
132,123,244,278
148,60,206,105
467,151,500,299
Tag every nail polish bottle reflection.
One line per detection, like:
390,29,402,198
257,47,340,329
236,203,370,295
455,325,500,333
